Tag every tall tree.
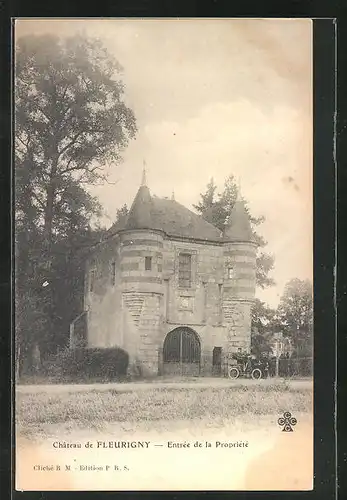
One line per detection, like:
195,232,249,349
15,33,137,260
194,176,275,288
251,298,276,336
115,204,129,226
276,278,313,355
250,299,276,356
15,34,137,371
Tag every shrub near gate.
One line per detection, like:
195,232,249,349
48,347,129,382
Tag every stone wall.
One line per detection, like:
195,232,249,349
221,240,257,356
84,236,123,348
162,239,224,327
82,229,257,377
119,230,164,375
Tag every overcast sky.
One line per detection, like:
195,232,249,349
16,18,313,307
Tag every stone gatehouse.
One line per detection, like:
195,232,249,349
70,170,257,376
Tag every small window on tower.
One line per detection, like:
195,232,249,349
111,262,116,286
228,267,234,279
145,256,152,271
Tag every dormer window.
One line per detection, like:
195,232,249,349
145,256,152,271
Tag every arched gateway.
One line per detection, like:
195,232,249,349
163,327,201,376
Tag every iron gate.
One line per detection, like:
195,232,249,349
163,327,201,375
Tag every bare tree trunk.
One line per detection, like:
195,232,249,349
32,343,42,374
43,154,59,269
43,181,55,269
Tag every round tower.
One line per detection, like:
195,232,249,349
119,168,164,376
222,193,257,354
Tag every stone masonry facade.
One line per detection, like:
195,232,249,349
73,171,257,377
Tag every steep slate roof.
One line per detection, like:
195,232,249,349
149,197,222,241
106,176,222,241
125,184,152,230
123,187,222,241
108,173,254,243
223,198,255,243
107,216,127,236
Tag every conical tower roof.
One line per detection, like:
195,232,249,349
115,166,222,241
125,167,153,230
223,193,255,243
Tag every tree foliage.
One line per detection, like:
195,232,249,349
250,279,313,358
115,203,129,225
276,278,313,355
251,299,276,335
250,299,276,356
15,34,137,373
194,176,275,288
15,34,136,250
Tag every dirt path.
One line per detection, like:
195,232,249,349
16,377,313,394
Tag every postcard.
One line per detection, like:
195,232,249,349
15,17,313,491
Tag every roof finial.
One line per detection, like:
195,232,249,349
141,160,147,186
171,190,175,201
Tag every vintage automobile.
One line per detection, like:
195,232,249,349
227,353,269,380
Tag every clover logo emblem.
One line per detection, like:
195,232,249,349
278,411,297,432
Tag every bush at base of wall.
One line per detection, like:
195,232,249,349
47,347,129,382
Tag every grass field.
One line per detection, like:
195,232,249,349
16,381,313,439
